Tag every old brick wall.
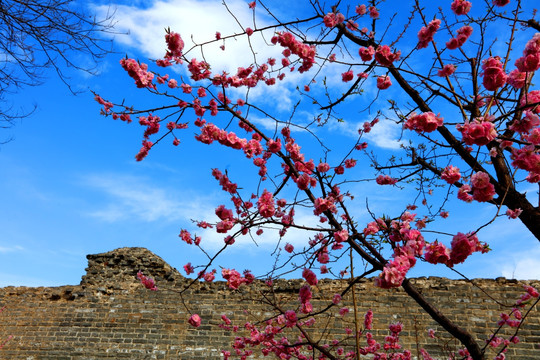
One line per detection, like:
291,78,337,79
0,247,538,359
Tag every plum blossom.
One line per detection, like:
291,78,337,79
451,0,472,15
375,45,401,66
323,12,345,28
448,232,486,266
520,90,540,114
446,25,473,50
507,70,528,89
257,189,275,218
137,271,157,291
417,19,441,49
222,268,248,289
438,64,456,77
441,165,461,184
481,56,507,91
359,46,375,61
120,58,154,89
165,31,184,59
506,208,523,219
515,33,540,72
342,70,354,82
424,241,451,264
302,268,318,286
376,75,392,90
470,171,496,202
376,174,398,185
188,314,201,327
403,112,443,133
457,117,497,146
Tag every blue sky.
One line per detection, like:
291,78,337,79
1,0,539,287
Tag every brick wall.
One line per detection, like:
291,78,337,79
0,247,538,359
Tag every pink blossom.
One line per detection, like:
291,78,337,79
448,232,485,266
457,118,498,146
492,0,510,6
257,189,275,218
334,229,349,243
332,294,342,305
359,46,375,61
317,162,330,173
376,75,392,90
339,307,349,316
323,12,345,28
424,241,451,264
403,112,443,133
437,64,456,77
344,159,357,168
446,25,473,50
481,56,507,91
165,31,184,58
137,271,157,291
441,165,461,184
342,70,354,82
507,70,528,89
457,184,473,202
302,268,318,286
120,58,154,89
299,285,312,304
355,4,367,15
451,0,472,15
376,174,398,185
222,268,247,289
188,314,201,327
246,27,254,36
248,1,256,9
417,19,441,49
135,140,153,161
284,243,294,253
375,45,401,67
515,33,540,72
369,6,379,19
284,310,297,327
510,111,540,134
520,90,540,114
203,270,216,282
364,309,373,329
183,262,194,275
471,171,496,202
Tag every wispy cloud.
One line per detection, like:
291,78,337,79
81,173,216,223
500,247,540,280
0,245,24,253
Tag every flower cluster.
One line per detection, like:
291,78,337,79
323,12,345,28
481,56,507,91
136,271,157,291
446,25,473,50
120,58,155,89
457,117,497,146
515,33,540,73
441,165,461,184
374,45,401,67
271,32,317,73
403,112,443,133
417,19,440,49
450,0,472,15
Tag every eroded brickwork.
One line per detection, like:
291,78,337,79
0,247,538,359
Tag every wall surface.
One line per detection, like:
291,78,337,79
0,247,538,360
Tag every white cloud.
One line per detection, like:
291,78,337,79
0,245,24,253
500,247,540,280
96,0,278,73
81,173,215,223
